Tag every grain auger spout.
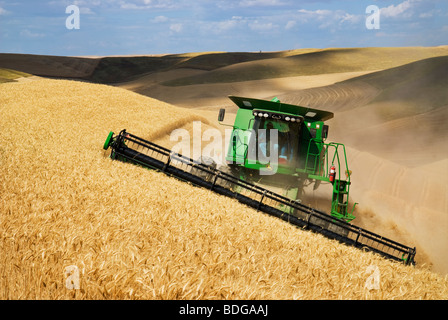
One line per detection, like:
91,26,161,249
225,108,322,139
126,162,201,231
103,124,416,266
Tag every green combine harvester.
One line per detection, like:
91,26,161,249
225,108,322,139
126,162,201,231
103,95,416,265
217,96,356,223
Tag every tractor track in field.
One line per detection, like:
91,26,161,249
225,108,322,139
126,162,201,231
391,167,406,198
276,81,379,112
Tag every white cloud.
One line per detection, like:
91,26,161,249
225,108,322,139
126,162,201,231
215,19,239,31
419,12,432,18
419,9,441,19
152,15,169,23
73,0,101,6
120,0,176,10
303,9,335,15
297,8,360,29
298,9,332,16
0,6,9,15
285,20,296,30
80,7,95,14
248,20,276,32
170,23,182,33
201,16,246,35
380,0,418,18
20,29,45,38
340,13,360,24
239,0,285,7
119,3,141,9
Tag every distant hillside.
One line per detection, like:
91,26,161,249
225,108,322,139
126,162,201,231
0,51,290,84
278,55,448,117
162,47,448,86
0,53,99,78
171,51,285,71
338,55,448,120
2,47,448,86
87,54,187,83
67,50,323,83
286,56,448,168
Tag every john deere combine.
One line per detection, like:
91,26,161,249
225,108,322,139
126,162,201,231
103,95,416,265
217,96,356,223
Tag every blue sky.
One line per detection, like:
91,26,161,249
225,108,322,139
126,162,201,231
0,0,447,56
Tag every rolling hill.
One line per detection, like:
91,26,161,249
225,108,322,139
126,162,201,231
0,53,99,78
160,47,448,86
276,56,448,167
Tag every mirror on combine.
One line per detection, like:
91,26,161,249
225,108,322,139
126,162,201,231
323,125,329,140
218,108,226,122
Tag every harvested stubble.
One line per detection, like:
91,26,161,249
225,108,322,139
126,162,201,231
1,79,447,300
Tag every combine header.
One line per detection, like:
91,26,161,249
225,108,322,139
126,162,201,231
103,96,416,265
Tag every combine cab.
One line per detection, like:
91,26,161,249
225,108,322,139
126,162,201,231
218,96,356,222
102,95,416,265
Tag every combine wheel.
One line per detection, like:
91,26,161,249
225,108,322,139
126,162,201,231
103,131,114,150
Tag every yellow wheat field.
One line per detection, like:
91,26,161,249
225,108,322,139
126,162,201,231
1,79,447,300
